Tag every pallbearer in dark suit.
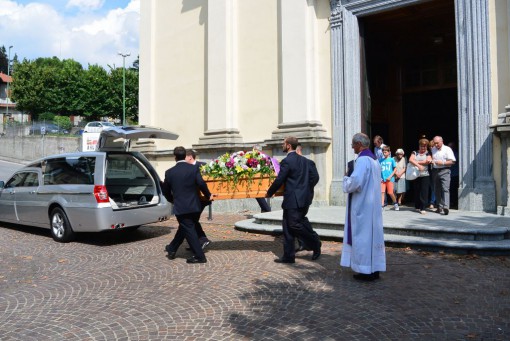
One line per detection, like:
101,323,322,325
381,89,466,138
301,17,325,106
162,146,212,264
185,149,212,250
266,137,321,263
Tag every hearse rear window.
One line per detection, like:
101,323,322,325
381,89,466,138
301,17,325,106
106,154,150,180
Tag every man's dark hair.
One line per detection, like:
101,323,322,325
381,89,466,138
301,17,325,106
186,149,197,159
286,136,299,150
174,146,186,161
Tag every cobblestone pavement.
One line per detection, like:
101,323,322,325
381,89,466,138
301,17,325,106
1,212,509,341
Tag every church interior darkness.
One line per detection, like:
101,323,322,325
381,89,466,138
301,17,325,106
360,0,458,206
361,0,457,154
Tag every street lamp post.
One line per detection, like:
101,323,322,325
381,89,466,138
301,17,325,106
118,52,130,126
6,45,13,118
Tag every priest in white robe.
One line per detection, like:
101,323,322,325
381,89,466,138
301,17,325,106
341,133,386,281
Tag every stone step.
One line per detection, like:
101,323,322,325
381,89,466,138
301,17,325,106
251,216,509,241
234,206,510,255
235,219,510,255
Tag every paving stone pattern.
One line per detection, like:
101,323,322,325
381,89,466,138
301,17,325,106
0,212,509,340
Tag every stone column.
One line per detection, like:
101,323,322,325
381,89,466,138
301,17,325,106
199,0,243,145
271,0,329,141
329,4,361,206
491,105,510,215
455,0,496,211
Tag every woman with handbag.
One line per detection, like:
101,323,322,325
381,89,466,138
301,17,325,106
409,138,432,214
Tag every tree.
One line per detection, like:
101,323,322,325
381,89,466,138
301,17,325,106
12,57,85,119
10,56,139,122
130,55,139,72
109,65,139,124
0,46,19,76
0,46,7,74
81,64,117,121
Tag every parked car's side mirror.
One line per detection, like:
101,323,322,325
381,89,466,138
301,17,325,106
0,181,4,189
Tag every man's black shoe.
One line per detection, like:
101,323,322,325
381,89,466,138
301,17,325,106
353,272,380,281
311,242,322,260
443,208,449,215
165,244,172,253
274,258,295,264
167,251,176,260
186,256,207,264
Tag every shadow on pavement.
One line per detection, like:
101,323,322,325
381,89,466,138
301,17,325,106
0,222,173,246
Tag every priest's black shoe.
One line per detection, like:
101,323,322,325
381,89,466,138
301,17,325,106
186,256,207,264
274,258,295,264
311,242,322,260
167,251,176,260
353,272,380,281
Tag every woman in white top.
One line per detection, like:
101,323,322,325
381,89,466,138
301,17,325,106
409,138,432,214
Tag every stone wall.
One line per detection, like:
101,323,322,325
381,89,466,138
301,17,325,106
0,135,81,164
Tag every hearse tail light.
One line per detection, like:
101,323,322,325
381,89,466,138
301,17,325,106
94,185,110,203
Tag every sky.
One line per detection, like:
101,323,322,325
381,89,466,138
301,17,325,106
0,0,139,69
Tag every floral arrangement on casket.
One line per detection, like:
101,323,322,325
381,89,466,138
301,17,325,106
200,150,283,200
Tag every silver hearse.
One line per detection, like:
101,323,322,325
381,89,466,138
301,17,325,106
0,126,178,242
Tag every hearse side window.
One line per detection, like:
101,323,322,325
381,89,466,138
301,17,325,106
23,172,39,187
5,173,26,188
42,157,96,185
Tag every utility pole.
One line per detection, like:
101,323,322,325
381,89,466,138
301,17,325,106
118,52,131,126
6,45,13,119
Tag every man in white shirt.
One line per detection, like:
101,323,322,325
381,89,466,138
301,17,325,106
431,136,456,215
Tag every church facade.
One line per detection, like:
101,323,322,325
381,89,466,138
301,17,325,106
139,0,510,213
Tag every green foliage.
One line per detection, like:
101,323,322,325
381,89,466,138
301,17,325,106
39,112,55,121
10,57,139,122
109,66,139,124
53,116,72,130
0,46,7,74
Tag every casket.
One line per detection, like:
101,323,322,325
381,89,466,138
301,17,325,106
202,175,284,200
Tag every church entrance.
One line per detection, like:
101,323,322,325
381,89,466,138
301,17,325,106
360,0,458,207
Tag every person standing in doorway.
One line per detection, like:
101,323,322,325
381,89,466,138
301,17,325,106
266,137,321,263
431,136,456,215
379,145,399,211
373,135,386,160
409,138,432,214
393,148,407,207
342,133,386,281
427,139,437,209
